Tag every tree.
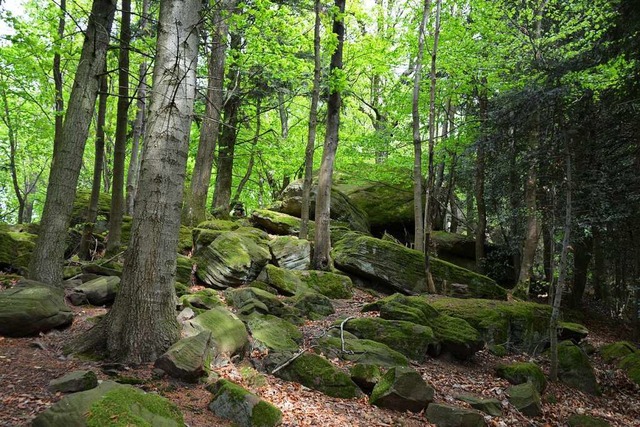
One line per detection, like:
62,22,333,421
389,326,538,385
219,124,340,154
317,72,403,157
28,0,116,286
312,0,346,270
77,0,201,362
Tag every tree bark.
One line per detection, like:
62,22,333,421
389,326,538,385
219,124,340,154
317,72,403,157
232,98,260,202
79,73,108,260
212,32,242,217
412,0,430,252
475,80,488,272
569,235,593,307
423,0,442,293
53,0,66,153
106,0,132,254
0,87,25,223
184,0,237,225
28,0,116,286
299,0,322,240
85,0,201,363
312,0,345,271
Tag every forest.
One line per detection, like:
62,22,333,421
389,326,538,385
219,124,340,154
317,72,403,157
0,0,639,426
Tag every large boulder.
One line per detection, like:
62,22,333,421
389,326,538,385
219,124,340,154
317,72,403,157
496,362,547,393
363,294,484,360
272,179,370,233
243,313,302,352
155,331,213,382
184,306,249,356
225,287,301,323
268,236,311,270
0,230,37,275
263,352,362,399
69,276,120,306
558,340,600,395
369,366,434,412
431,298,552,355
338,317,438,362
506,382,542,416
32,381,183,427
317,334,409,367
0,280,73,337
333,233,506,299
179,288,222,312
288,291,335,320
250,209,307,236
195,229,271,288
258,264,353,299
455,394,502,416
208,379,282,427
425,403,486,427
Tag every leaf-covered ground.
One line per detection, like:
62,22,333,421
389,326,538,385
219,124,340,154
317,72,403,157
0,287,638,427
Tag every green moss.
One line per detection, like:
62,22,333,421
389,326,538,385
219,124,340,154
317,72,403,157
259,264,301,295
558,340,600,395
174,282,189,297
180,288,222,311
600,341,636,364
71,190,111,225
430,257,507,300
317,335,409,367
239,365,267,388
488,344,508,357
250,209,303,235
251,400,283,427
302,270,353,299
244,313,302,352
87,386,183,427
0,231,37,273
566,414,611,427
496,362,547,393
619,352,640,385
196,220,239,231
177,226,193,254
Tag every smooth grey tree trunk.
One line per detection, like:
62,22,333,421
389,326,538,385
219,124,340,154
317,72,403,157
312,0,345,271
28,0,116,286
87,0,201,363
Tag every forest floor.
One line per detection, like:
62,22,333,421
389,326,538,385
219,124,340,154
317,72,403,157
0,287,639,427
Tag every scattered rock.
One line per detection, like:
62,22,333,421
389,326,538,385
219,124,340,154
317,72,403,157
456,393,502,416
155,331,213,382
259,265,353,299
179,288,222,312
558,340,600,395
176,254,193,284
316,333,409,367
268,236,311,270
496,362,547,393
70,275,120,306
506,382,542,416
243,313,302,352
369,366,434,412
425,403,486,427
289,292,335,320
225,286,301,323
599,341,636,364
0,280,73,337
208,379,282,427
32,381,183,427
185,306,249,356
349,363,382,394
48,370,98,393
566,414,611,427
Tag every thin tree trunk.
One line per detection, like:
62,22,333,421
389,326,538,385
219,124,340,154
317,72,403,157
423,0,442,293
79,73,108,260
28,0,116,286
53,0,66,153
312,0,345,271
299,0,322,240
593,227,606,300
412,0,430,252
475,79,487,272
184,0,236,225
125,0,150,216
278,91,289,140
550,145,572,381
81,0,201,363
233,98,260,202
570,235,593,307
106,0,131,254
0,87,25,223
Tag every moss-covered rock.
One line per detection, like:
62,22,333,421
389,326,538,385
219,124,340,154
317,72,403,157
370,366,434,412
316,335,409,367
195,230,271,288
208,379,282,427
176,255,193,284
185,306,248,356
425,403,486,427
558,340,600,395
250,209,307,236
363,294,483,360
506,382,542,416
566,414,611,427
265,351,362,398
258,265,353,299
0,230,37,275
179,288,222,312
431,298,552,354
0,280,73,337
333,232,506,299
338,317,438,362
48,370,98,393
70,276,120,306
257,264,301,296
599,341,637,364
197,219,239,231
225,287,302,324
558,322,589,343
32,381,183,427
349,364,382,393
496,362,547,393
178,225,193,254
618,352,640,386
154,331,213,382
71,190,112,226
289,291,335,320
243,313,302,352
192,228,225,252
268,236,311,270
455,393,502,416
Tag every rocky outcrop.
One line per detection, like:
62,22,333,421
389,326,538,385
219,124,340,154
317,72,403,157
258,265,353,299
208,379,282,427
155,331,213,382
0,230,37,275
369,366,434,412
184,306,249,356
268,236,311,270
0,280,73,337
600,341,640,386
243,313,302,352
456,394,502,416
332,233,506,299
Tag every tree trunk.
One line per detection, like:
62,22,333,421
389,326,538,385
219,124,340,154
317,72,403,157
28,0,116,286
593,227,606,300
125,0,150,216
569,235,593,307
53,0,66,153
233,98,260,202
82,0,201,363
212,32,242,217
184,0,236,225
106,0,131,254
550,145,572,381
79,73,108,260
299,0,322,240
312,0,345,271
423,0,442,293
475,79,488,272
0,87,25,223
412,0,430,252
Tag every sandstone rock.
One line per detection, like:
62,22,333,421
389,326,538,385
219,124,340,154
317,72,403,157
48,370,98,393
425,403,486,427
155,331,213,382
208,379,282,427
506,382,542,416
370,366,434,412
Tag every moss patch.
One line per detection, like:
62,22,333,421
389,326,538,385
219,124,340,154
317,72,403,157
600,341,636,364
496,362,547,393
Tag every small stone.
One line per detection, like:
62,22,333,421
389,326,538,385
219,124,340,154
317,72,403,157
49,370,98,393
426,403,486,427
